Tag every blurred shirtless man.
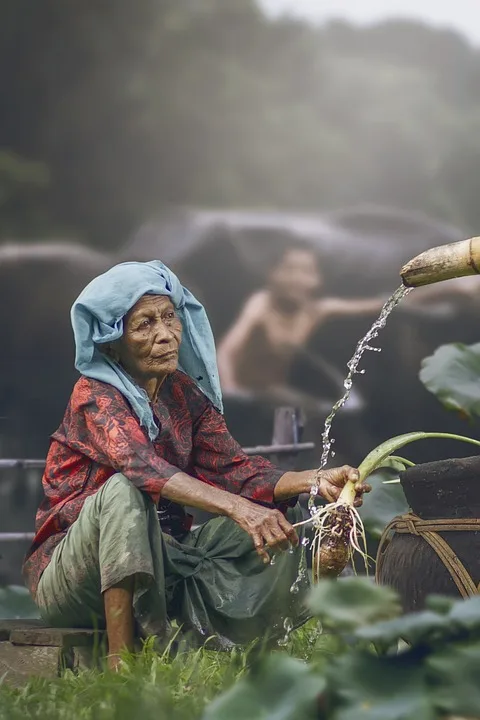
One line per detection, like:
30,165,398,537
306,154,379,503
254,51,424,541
217,243,386,414
217,242,480,415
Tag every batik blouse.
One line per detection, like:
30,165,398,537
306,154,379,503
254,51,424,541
23,371,290,596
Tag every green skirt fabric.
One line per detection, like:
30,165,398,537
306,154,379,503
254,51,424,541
35,474,311,648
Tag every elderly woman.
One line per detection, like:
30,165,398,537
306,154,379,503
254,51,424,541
23,261,367,669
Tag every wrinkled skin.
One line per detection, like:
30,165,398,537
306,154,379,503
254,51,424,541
107,295,183,400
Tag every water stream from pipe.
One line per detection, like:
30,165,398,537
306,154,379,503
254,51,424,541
280,284,412,644
308,284,412,513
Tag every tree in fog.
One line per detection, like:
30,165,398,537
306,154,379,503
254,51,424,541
1,0,480,244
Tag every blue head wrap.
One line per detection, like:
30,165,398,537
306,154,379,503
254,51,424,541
71,260,223,440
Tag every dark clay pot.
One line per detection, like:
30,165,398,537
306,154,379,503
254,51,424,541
376,455,480,612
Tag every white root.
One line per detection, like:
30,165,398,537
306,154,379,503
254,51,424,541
293,500,370,579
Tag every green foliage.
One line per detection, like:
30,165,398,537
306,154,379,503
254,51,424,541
3,578,480,718
353,432,479,544
358,431,480,481
358,472,409,539
420,341,480,419
329,651,434,720
307,577,401,632
427,642,480,717
0,585,39,619
204,655,324,720
355,609,448,647
2,3,480,243
205,578,480,720
0,642,247,720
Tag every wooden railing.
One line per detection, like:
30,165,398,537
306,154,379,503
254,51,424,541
0,407,314,543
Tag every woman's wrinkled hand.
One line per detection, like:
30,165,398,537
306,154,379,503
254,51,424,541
317,465,371,507
229,498,299,564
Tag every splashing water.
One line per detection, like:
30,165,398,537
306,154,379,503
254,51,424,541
308,284,412,514
215,594,225,610
277,617,294,647
290,547,308,595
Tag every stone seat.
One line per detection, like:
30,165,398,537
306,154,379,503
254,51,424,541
0,619,105,686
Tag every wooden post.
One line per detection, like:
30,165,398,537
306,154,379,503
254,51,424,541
271,407,304,471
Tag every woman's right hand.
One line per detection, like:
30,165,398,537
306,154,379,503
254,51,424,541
229,497,299,564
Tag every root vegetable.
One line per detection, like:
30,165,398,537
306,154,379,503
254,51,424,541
296,432,480,582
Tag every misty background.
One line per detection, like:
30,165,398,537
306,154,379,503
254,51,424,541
2,0,480,246
262,0,480,44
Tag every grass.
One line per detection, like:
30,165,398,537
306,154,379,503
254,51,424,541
0,621,328,720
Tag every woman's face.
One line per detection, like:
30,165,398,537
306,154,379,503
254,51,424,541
113,295,182,382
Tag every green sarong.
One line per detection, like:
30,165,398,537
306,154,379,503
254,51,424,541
36,474,311,648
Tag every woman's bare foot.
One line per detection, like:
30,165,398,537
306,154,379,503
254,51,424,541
107,652,123,672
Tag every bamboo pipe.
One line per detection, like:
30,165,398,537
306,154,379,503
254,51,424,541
400,236,480,287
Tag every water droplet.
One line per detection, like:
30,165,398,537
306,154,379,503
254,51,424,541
309,484,318,496
343,378,352,390
270,555,276,566
330,450,336,458
277,617,294,646
301,537,310,547
288,544,295,554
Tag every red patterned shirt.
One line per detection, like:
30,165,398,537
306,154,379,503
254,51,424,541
23,371,288,596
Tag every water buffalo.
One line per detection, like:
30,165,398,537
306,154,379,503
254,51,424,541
0,242,112,458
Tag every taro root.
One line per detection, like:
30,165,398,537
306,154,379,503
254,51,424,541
313,507,352,581
295,432,480,583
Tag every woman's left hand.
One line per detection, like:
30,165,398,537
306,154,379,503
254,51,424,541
317,466,371,506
